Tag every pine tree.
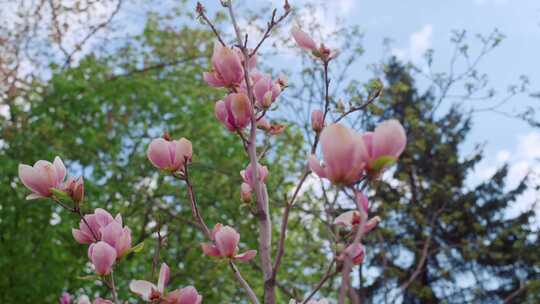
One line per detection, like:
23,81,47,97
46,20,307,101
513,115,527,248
356,59,540,303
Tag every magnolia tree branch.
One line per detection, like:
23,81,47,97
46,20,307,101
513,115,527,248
302,259,337,304
338,187,368,304
230,261,261,304
180,165,259,301
225,1,288,302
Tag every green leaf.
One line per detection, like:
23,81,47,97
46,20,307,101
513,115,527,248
371,156,397,172
50,188,73,204
77,275,101,281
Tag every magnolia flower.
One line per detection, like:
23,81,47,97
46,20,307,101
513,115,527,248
165,286,203,304
338,243,365,265
100,216,132,259
253,74,281,108
77,295,91,304
18,156,66,199
256,117,272,131
240,182,252,203
147,137,193,173
334,193,380,234
75,295,112,304
59,292,71,304
72,208,120,244
203,43,244,88
88,241,117,275
311,109,325,132
240,163,269,188
362,119,406,172
215,93,252,132
291,27,317,51
63,176,84,203
309,124,368,185
201,224,257,262
130,263,202,304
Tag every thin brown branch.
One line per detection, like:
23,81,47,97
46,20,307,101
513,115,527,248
196,2,227,47
301,259,337,304
229,261,261,304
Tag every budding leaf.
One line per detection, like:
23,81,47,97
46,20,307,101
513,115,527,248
127,241,145,254
77,275,101,281
50,188,73,204
371,156,397,172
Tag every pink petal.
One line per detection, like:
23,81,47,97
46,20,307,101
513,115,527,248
94,208,114,227
291,27,317,51
53,156,67,185
215,226,240,257
334,211,358,227
364,216,381,234
235,250,257,262
166,286,202,304
213,44,243,86
90,241,116,275
147,138,173,170
355,192,369,213
201,243,221,257
203,71,224,87
229,93,252,129
372,119,406,159
72,228,93,244
18,164,50,197
361,132,374,159
157,263,170,293
129,280,157,301
308,155,327,178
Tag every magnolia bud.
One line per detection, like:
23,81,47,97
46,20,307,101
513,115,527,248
311,110,325,132
240,183,252,203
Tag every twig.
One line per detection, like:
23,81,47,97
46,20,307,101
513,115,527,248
334,86,382,123
249,7,291,57
301,259,337,304
196,2,227,47
182,164,212,239
338,187,368,304
229,261,261,304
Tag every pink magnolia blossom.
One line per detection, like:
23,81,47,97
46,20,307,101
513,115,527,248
256,117,272,131
240,162,269,188
130,263,202,304
203,43,244,88
338,243,365,265
334,193,380,234
240,182,252,203
74,295,111,304
309,124,369,185
18,156,66,199
165,286,203,304
72,208,119,244
147,137,193,173
362,119,406,171
291,27,317,51
100,217,132,259
201,224,257,262
63,176,84,203
88,241,116,275
59,292,71,304
130,262,170,301
311,109,325,132
253,74,281,108
215,93,252,132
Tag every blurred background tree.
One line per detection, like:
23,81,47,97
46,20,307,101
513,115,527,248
1,1,539,303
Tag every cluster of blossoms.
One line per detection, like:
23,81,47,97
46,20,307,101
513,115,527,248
17,2,409,304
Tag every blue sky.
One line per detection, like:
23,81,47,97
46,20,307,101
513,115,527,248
3,0,538,219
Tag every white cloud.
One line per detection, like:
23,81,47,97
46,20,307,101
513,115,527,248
469,131,540,227
392,24,433,63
